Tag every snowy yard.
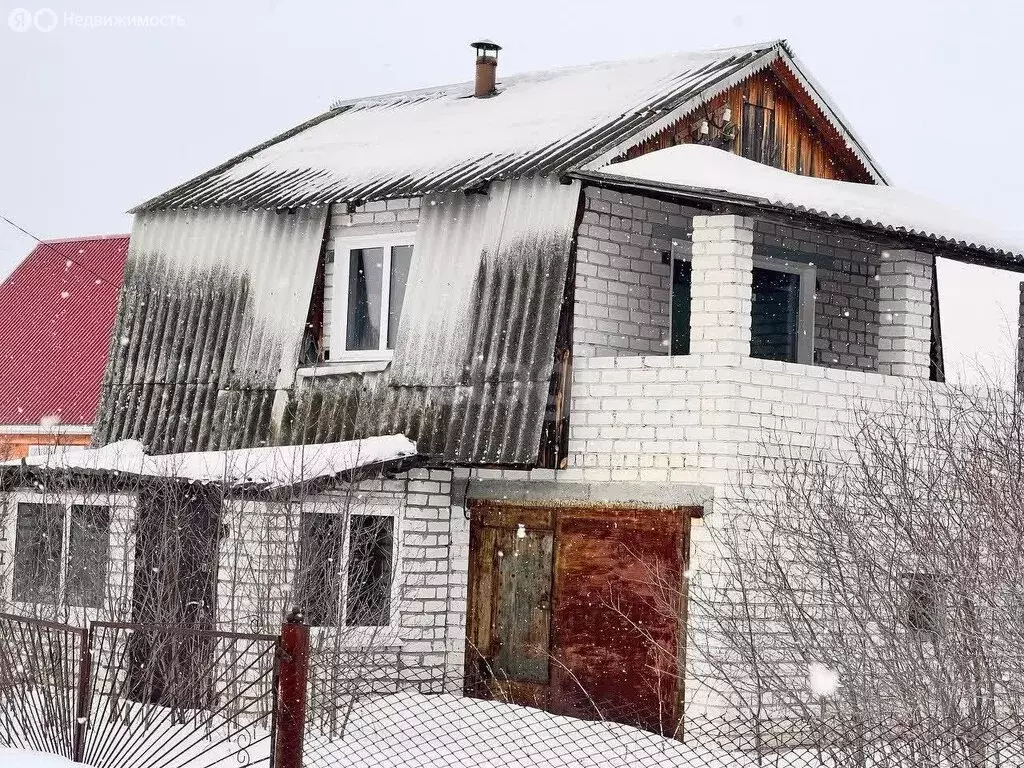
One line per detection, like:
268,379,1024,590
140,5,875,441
306,691,775,768
1,750,77,767
7,690,1024,767
2,691,825,768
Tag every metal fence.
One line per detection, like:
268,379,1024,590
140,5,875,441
6,609,1024,768
0,613,281,768
0,611,87,759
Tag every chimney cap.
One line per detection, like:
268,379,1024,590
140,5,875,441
471,39,502,55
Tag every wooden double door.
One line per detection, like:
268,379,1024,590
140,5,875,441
465,501,694,734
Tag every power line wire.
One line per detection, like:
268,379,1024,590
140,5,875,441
0,210,125,290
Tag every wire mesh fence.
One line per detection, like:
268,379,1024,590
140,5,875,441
7,608,1024,768
300,691,1024,767
301,677,1024,768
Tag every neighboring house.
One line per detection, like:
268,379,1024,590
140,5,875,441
3,40,1023,733
0,235,128,459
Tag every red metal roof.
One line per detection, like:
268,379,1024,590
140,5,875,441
0,235,128,426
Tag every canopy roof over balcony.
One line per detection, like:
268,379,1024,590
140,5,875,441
576,145,1024,267
3,434,419,491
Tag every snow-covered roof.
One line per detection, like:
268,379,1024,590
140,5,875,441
5,435,419,489
134,40,884,211
584,145,1024,261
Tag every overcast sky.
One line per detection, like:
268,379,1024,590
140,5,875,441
1,0,1020,380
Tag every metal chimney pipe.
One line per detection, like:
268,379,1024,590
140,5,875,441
471,40,502,98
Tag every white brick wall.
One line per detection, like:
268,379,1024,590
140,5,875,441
754,220,882,370
565,353,943,712
876,249,933,378
217,467,460,693
440,354,945,714
574,188,926,375
573,187,699,357
690,215,754,357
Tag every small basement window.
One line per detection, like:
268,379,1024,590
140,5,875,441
325,234,414,361
670,244,815,364
12,501,110,609
296,509,397,629
905,572,945,636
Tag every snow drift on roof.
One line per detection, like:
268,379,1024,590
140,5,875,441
135,41,882,210
7,435,418,489
595,145,1024,259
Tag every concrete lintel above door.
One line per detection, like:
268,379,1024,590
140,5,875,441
461,478,712,512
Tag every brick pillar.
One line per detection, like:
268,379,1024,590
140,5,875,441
689,214,754,357
877,249,932,378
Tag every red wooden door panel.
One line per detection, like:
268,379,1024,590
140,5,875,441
466,501,693,735
550,507,686,735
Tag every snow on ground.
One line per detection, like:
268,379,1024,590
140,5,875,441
0,750,78,768
303,691,818,768
3,691,825,768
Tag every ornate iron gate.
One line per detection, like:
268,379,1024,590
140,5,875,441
0,613,289,768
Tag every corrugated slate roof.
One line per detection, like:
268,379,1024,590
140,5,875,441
0,235,129,426
133,40,885,212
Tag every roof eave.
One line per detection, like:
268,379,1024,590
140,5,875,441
129,107,350,214
774,47,889,185
579,45,787,172
572,169,1024,270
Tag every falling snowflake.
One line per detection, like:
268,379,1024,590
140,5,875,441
60,290,69,299
807,662,840,697
516,523,526,539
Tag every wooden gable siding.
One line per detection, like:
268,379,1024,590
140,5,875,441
619,62,874,184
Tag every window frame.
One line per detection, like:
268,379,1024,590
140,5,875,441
295,499,402,641
2,490,133,622
741,102,778,166
669,243,815,365
331,233,416,362
751,258,816,365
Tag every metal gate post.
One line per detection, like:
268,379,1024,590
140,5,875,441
72,624,92,763
274,609,310,768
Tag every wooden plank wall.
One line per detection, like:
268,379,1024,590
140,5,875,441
620,64,873,184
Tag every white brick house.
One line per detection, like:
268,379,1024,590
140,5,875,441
3,39,1023,735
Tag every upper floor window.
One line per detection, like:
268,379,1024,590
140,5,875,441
11,501,110,609
295,508,397,629
327,235,414,361
750,262,815,365
671,244,815,364
741,103,777,166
